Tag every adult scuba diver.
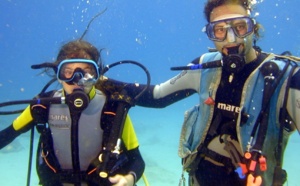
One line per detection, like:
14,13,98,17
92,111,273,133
95,0,300,185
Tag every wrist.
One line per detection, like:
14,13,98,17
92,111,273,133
128,171,137,185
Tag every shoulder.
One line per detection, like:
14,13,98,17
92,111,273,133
190,52,221,65
201,52,221,63
191,57,200,65
264,52,300,89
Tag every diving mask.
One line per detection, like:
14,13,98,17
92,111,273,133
204,16,256,42
57,59,100,85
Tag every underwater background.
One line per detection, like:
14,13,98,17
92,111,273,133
0,0,299,185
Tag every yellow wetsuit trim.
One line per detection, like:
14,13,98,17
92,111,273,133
88,86,96,100
122,115,139,150
12,106,33,131
12,90,138,150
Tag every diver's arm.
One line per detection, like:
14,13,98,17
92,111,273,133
0,125,22,149
136,57,201,107
0,106,35,149
287,68,300,133
132,63,200,108
98,58,200,108
125,58,200,108
123,147,145,183
117,115,145,184
134,84,197,108
97,76,197,108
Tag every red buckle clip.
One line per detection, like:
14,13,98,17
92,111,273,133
249,160,257,172
259,156,267,171
239,163,248,175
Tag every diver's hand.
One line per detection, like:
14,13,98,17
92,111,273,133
31,104,49,124
247,174,262,186
108,174,134,186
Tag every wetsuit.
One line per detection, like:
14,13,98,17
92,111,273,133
102,51,300,185
0,87,145,186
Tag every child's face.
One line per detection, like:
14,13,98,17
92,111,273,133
62,62,92,94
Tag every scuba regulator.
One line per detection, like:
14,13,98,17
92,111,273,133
170,45,246,73
67,88,89,113
222,44,246,74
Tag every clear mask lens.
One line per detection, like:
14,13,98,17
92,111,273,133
57,59,100,84
205,17,255,42
77,73,97,86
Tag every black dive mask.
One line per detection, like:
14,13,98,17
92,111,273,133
66,88,89,113
222,45,246,74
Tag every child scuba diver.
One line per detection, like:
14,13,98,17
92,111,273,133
0,40,145,186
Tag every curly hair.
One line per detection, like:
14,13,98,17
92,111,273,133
204,0,262,40
204,0,250,22
55,40,100,65
44,40,101,78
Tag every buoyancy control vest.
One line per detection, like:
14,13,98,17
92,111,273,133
47,89,106,171
33,87,140,185
178,51,298,185
35,88,107,186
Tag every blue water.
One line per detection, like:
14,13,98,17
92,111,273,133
0,0,299,185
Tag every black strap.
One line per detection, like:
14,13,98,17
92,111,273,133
272,61,297,186
201,147,233,168
184,144,233,175
26,126,35,186
97,89,134,178
251,60,290,152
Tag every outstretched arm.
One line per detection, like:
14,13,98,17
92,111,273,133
136,85,197,108
97,69,199,108
0,125,22,149
0,106,34,149
96,58,201,108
